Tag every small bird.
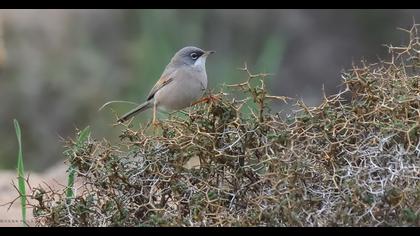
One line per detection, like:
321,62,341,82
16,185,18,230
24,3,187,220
118,46,214,124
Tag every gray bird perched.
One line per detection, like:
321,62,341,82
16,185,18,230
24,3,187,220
117,46,214,124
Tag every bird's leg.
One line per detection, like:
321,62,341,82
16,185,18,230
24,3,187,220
152,102,160,127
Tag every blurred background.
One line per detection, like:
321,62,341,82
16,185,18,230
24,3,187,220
0,9,419,172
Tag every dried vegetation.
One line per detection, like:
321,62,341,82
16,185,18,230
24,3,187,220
26,24,420,226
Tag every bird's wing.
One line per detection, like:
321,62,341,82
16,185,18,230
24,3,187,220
146,69,176,101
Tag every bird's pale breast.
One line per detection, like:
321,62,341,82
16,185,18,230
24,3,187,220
154,67,207,111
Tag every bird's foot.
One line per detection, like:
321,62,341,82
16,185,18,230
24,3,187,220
152,119,161,128
192,94,220,106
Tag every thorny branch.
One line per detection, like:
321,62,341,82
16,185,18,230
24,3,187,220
18,24,420,227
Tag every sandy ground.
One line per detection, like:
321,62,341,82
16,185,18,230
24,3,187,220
0,163,68,227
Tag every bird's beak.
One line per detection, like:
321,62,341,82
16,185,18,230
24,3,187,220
204,50,215,56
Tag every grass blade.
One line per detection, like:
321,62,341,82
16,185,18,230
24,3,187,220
66,126,90,203
13,119,26,226
66,166,76,204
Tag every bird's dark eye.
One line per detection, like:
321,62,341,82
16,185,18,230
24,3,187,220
190,52,198,60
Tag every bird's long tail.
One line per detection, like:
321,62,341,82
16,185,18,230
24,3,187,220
117,100,152,123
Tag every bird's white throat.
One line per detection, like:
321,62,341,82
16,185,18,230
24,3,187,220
193,56,207,71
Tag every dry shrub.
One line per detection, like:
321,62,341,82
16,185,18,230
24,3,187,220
30,24,419,226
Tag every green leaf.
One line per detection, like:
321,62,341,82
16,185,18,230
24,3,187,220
14,119,26,226
76,126,91,148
